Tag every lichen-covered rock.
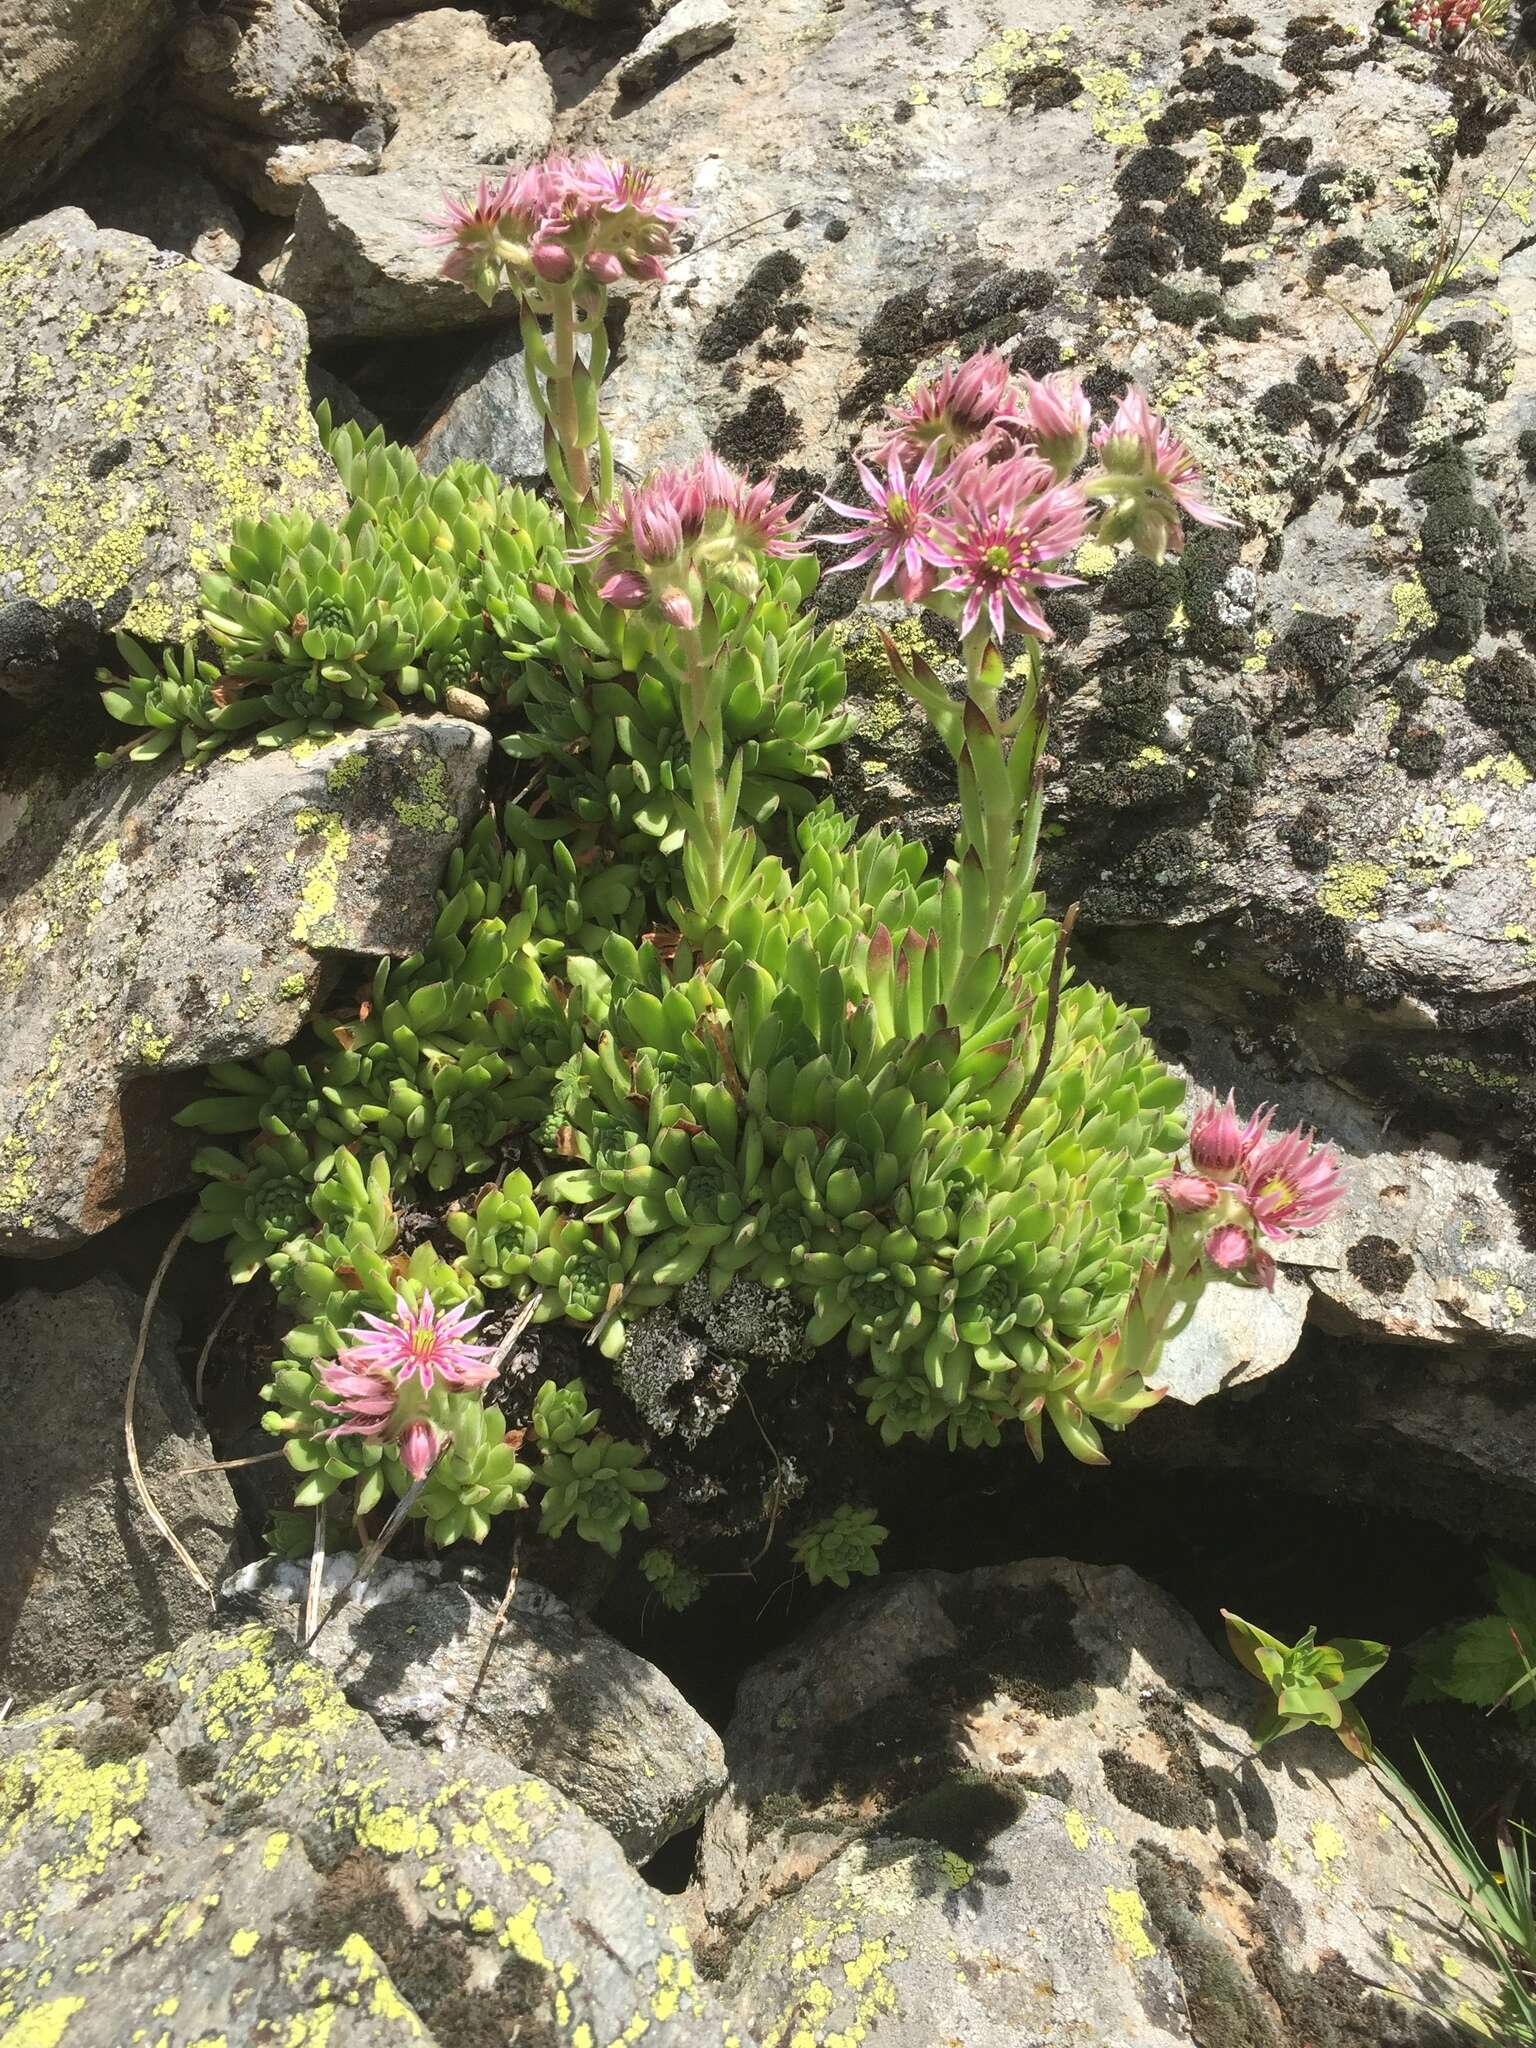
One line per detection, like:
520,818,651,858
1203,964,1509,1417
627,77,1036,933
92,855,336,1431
568,0,1536,1151
0,713,488,1256
272,166,523,339
0,1624,743,2046
707,1561,1486,2046
0,208,344,645
0,0,175,215
0,1278,240,1711
221,1555,728,1862
347,10,554,174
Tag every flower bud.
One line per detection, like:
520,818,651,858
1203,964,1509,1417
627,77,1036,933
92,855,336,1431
397,1418,443,1482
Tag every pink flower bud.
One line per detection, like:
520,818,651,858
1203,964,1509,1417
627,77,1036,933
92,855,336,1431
1159,1171,1220,1214
585,248,624,284
659,586,697,629
1204,1224,1252,1273
1022,372,1091,481
530,234,576,283
397,1419,442,1483
598,569,650,609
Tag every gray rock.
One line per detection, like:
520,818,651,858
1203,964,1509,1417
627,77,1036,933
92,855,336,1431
707,1560,1489,2045
272,166,523,339
46,122,244,271
619,0,736,95
222,1555,728,1861
415,329,548,482
563,0,1536,1140
0,1624,740,2046
0,715,489,1256
0,208,344,645
348,10,554,175
186,131,379,218
167,0,373,144
0,0,175,215
0,1277,240,1710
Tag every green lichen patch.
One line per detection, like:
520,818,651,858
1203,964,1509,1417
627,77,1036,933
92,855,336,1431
0,213,343,639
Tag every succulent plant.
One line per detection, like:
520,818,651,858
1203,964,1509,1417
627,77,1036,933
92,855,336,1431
96,634,267,764
640,1547,705,1612
262,1357,392,1514
1222,1610,1388,1760
188,1131,325,1284
529,1376,600,1454
791,1506,889,1589
536,1434,666,1554
391,1393,534,1547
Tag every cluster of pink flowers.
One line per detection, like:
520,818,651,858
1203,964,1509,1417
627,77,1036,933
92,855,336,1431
819,353,1231,639
430,155,687,301
1407,0,1495,42
317,1290,497,1479
573,454,803,626
1160,1094,1345,1289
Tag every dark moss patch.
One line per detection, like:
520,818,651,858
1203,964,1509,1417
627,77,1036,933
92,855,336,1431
1210,12,1257,34
878,1774,1028,1860
65,1681,179,1766
1177,53,1287,115
1116,146,1190,201
1103,1690,1216,1831
1257,133,1313,172
1411,450,1506,653
697,252,806,364
1464,646,1536,768
712,386,799,470
1282,16,1365,76
1346,1235,1415,1295
1008,62,1083,110
1134,1841,1280,2048
1393,722,1445,777
177,1742,219,1787
293,1851,561,2046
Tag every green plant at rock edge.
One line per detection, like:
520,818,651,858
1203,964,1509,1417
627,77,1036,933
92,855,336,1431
1375,1747,1534,2044
1410,1559,1536,1721
792,1506,889,1589
1222,1609,1389,1760
640,1547,706,1612
156,151,1351,1599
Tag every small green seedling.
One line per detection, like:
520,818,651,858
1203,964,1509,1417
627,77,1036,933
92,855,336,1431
1222,1609,1389,1760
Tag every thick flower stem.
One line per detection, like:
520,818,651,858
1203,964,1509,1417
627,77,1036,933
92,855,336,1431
543,290,594,519
675,624,731,923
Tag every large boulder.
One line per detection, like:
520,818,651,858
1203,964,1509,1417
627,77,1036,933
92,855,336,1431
0,714,489,1257
0,208,344,648
222,1555,728,1862
707,1560,1487,2045
0,1277,240,1710
347,10,554,175
272,167,524,339
0,1624,741,2046
0,0,175,215
570,0,1536,1147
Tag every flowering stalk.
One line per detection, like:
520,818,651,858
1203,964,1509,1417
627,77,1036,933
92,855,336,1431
432,157,686,525
821,358,1230,974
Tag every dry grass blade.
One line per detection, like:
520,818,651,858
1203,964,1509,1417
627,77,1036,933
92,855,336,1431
488,1289,542,1376
303,1507,326,1649
449,1541,521,1751
194,1295,237,1408
124,1210,213,1602
302,1475,429,1652
166,1449,286,1479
